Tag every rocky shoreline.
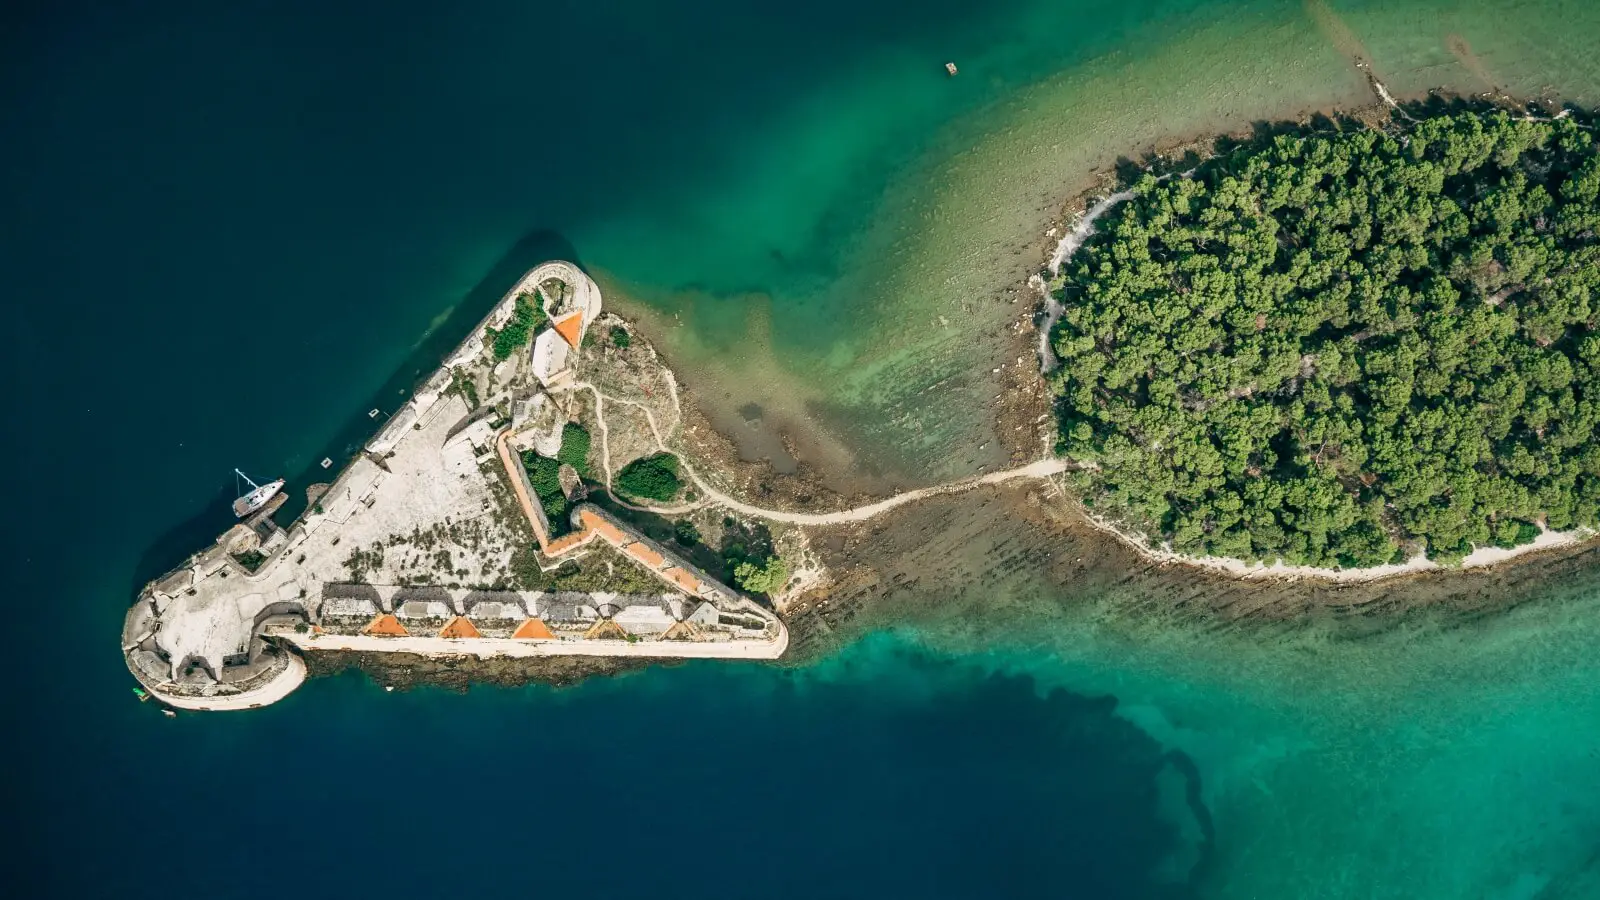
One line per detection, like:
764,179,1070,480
294,97,1600,695
305,648,666,693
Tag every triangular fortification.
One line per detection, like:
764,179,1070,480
583,619,629,641
364,614,409,637
661,620,697,641
552,311,585,348
511,618,557,640
438,616,481,639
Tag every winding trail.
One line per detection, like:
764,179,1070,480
695,458,1070,526
572,379,1069,527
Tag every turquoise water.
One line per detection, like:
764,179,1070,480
8,0,1600,896
911,580,1600,897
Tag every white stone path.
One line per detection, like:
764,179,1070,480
574,379,1067,526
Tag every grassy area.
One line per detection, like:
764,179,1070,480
557,422,591,476
449,367,480,409
509,542,668,593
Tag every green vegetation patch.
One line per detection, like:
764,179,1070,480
521,451,570,534
557,422,592,476
232,550,267,573
610,325,632,349
720,517,784,594
449,367,480,409
615,452,682,502
1051,111,1600,567
486,293,548,361
673,518,701,546
733,556,789,595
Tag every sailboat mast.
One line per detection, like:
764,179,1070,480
235,468,259,492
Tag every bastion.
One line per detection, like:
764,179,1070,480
122,262,787,711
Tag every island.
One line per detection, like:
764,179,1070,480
1048,108,1600,571
121,263,795,710
123,103,1600,711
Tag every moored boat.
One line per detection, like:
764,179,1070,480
233,468,285,518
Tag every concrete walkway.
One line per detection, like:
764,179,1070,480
575,380,1069,526
288,629,788,660
696,458,1071,525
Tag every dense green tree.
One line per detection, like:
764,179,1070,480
486,293,548,360
521,451,569,532
557,423,591,476
1051,111,1600,567
615,452,683,502
733,556,789,595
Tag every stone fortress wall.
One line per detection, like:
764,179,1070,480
122,262,786,712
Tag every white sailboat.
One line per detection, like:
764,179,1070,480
233,469,285,518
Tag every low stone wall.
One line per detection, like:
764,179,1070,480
284,626,788,661
127,640,309,712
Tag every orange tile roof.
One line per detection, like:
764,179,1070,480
544,529,595,556
579,509,628,545
364,614,409,637
624,541,666,569
552,311,584,348
661,566,701,594
438,616,481,639
511,618,557,640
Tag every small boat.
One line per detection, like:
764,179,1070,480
233,468,285,518
162,709,177,718
945,62,958,76
132,687,149,702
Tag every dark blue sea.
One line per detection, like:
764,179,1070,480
9,2,1600,898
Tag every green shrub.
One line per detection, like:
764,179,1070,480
521,451,569,529
673,519,701,546
734,556,789,595
615,452,682,502
557,423,592,476
487,293,548,360
1491,519,1542,549
450,368,480,409
610,326,632,349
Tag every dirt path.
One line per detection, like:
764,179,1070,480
573,380,1069,526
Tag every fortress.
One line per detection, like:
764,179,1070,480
121,262,787,712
